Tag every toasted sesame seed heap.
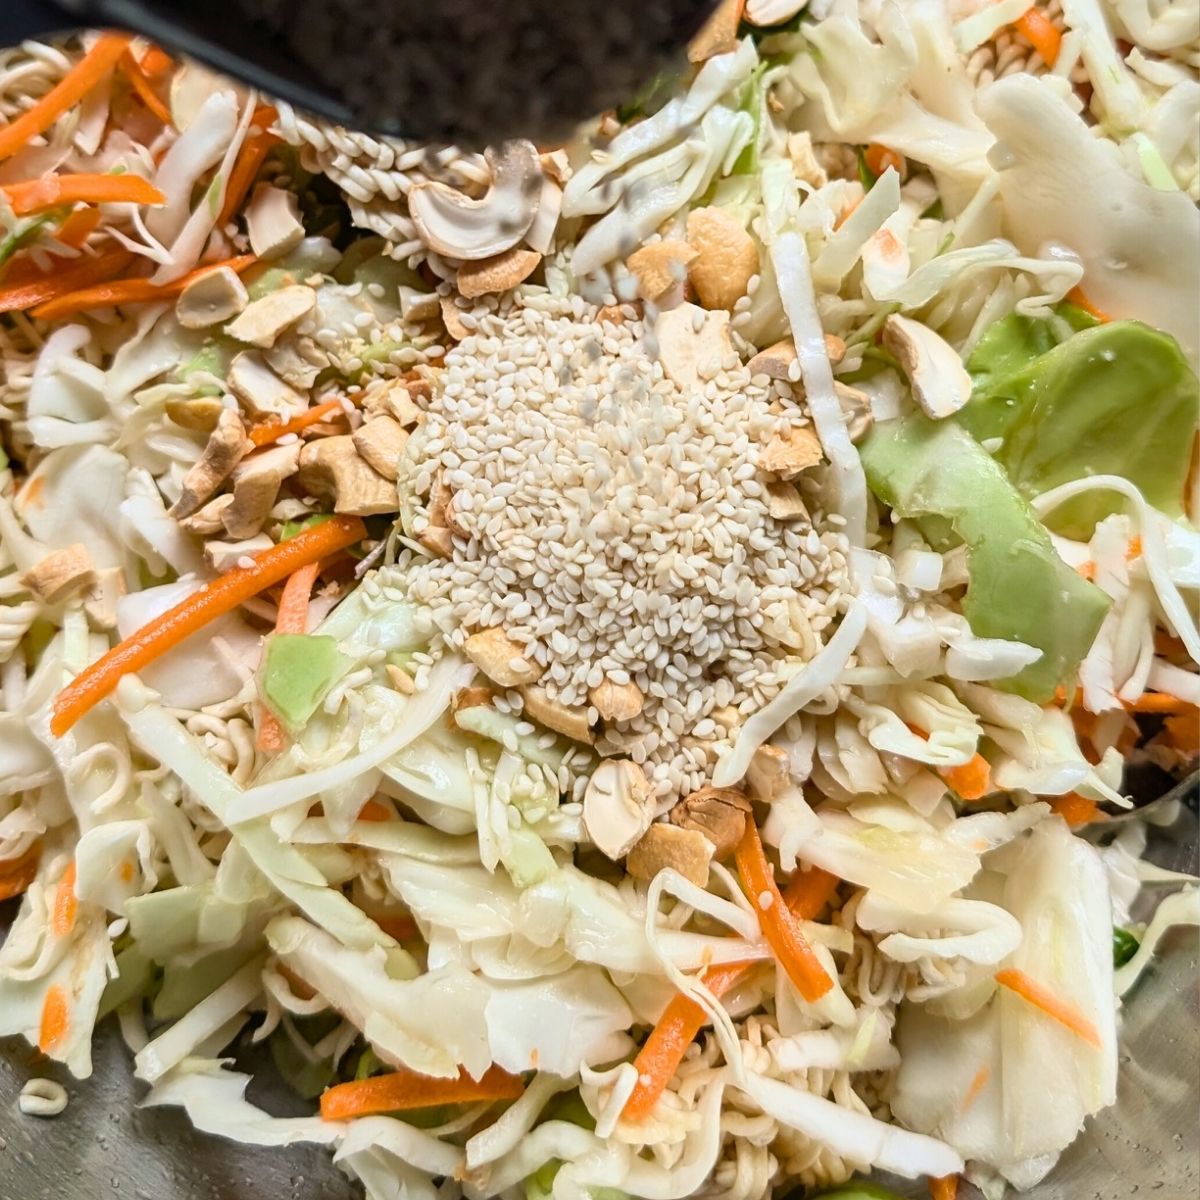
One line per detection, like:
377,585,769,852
391,291,850,799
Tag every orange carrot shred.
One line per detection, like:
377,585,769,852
139,46,174,79
941,753,992,802
1163,713,1200,755
1014,6,1062,66
374,913,420,942
256,559,322,751
961,1065,990,1113
929,1175,960,1200
0,840,41,902
249,399,347,447
1126,535,1143,560
359,797,394,822
55,205,103,249
118,49,173,124
38,985,70,1054
51,515,366,736
3,173,165,217
864,143,905,178
1049,792,1103,828
0,34,130,162
0,246,132,312
995,968,1102,1048
1066,285,1111,323
51,861,78,937
1124,691,1196,715
218,107,280,228
319,1064,523,1121
780,866,839,920
31,254,257,322
1076,560,1096,581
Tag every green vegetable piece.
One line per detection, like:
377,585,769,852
97,945,154,1020
1113,925,1140,967
280,512,334,541
861,412,1110,701
269,1014,340,1099
811,1184,906,1200
261,633,348,732
961,321,1199,538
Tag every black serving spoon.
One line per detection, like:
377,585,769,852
2,0,717,146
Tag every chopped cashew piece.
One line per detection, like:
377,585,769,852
463,627,543,687
408,141,542,260
836,382,873,442
626,822,714,887
228,351,305,420
688,0,743,62
760,425,823,477
175,266,248,329
626,240,697,302
170,409,250,519
352,415,409,482
440,295,471,342
457,247,541,298
418,526,455,558
19,543,95,604
765,480,810,521
787,132,828,188
686,208,758,311
225,286,316,350
246,184,305,260
264,336,326,391
745,0,807,24
521,686,594,744
595,305,627,326
203,533,274,573
589,677,645,723
165,396,225,432
746,743,790,802
83,566,125,630
179,494,233,536
223,442,301,539
668,785,751,860
882,314,973,419
399,286,440,323
746,334,844,379
362,377,423,427
583,760,655,860
451,686,494,716
295,436,397,516
654,304,735,391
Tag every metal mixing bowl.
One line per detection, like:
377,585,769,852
2,779,1196,1200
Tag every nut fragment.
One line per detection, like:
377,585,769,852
169,409,249,519
760,425,824,477
295,436,397,516
668,785,751,860
175,266,248,329
595,304,627,326
362,377,424,427
685,208,758,311
882,314,973,419
178,494,233,535
589,677,645,723
765,480,810,521
225,285,316,350
688,0,742,61
246,184,305,260
352,415,409,482
654,303,734,391
457,247,541,298
584,760,655,860
787,132,828,189
463,627,543,687
745,0,808,26
165,396,225,432
626,240,697,302
418,526,455,558
18,1077,68,1118
228,351,305,420
836,382,873,443
440,295,471,342
203,533,274,573
451,685,493,715
19,544,95,604
520,686,594,744
746,334,845,380
746,743,790,802
223,442,301,539
84,566,125,630
626,823,714,887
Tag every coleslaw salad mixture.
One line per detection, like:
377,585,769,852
0,4,1198,1199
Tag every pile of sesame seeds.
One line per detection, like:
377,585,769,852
390,290,850,799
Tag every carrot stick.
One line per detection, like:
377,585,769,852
0,34,130,162
780,866,839,920
139,46,174,79
3,173,165,217
51,861,78,937
374,913,419,941
118,49,172,124
1049,792,1103,828
994,968,1102,1048
38,984,70,1054
736,819,833,1003
1015,6,1062,67
1124,692,1196,715
55,205,102,249
359,797,394,822
218,107,280,228
249,399,347,447
1163,713,1199,755
929,1176,959,1200
864,143,905,178
256,560,321,752
0,841,41,901
319,1064,523,1120
31,253,257,321
0,247,132,313
941,753,993,802
1066,285,1111,323
51,515,366,736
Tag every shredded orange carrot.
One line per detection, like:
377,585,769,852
359,797,394,822
1126,535,1143,561
51,861,78,937
0,247,133,313
995,968,1102,1048
55,205,103,249
38,984,70,1054
375,913,420,941
961,1065,990,1113
941,753,992,802
780,866,840,921
256,559,322,751
864,143,905,178
3,173,165,217
1155,629,1188,659
929,1175,960,1200
1124,691,1196,715
1014,6,1062,66
1076,560,1096,581
139,46,174,79
1049,792,1103,828
31,254,257,321
51,515,365,736
1066,285,1111,323
0,840,41,902
320,1064,523,1120
249,399,347,447
118,49,173,124
1163,713,1200,755
0,34,130,162
218,107,281,228
736,818,833,1002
